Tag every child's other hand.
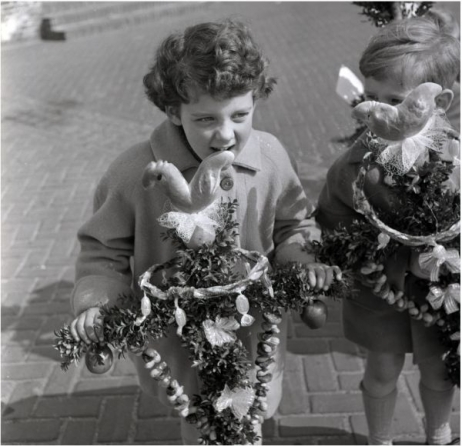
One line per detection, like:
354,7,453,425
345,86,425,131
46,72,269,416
305,263,342,291
359,262,387,291
408,251,431,279
70,307,104,345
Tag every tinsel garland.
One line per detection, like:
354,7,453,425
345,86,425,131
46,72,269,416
313,132,460,386
55,199,348,445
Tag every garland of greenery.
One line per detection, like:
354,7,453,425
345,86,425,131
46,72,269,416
55,199,348,445
312,131,460,386
352,2,433,27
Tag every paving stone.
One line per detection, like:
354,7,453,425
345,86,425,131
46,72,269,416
2,363,52,381
1,419,62,443
286,338,330,355
279,415,348,437
33,395,102,417
74,376,139,395
97,395,136,442
279,353,309,415
61,419,97,445
138,393,172,418
135,418,182,442
311,392,363,414
303,354,338,392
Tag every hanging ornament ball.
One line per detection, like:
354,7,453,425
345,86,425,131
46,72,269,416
185,226,216,249
300,299,328,329
85,345,113,374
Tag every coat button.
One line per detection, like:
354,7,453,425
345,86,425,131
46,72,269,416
220,177,234,191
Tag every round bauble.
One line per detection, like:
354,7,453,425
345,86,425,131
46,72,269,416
300,300,328,329
85,345,113,374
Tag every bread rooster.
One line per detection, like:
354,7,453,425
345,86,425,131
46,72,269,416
142,150,234,213
352,82,443,141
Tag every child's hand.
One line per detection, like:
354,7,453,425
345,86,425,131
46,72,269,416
70,307,104,345
305,263,342,291
408,250,431,279
359,262,387,291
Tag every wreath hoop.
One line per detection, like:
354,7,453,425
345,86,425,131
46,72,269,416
353,161,461,246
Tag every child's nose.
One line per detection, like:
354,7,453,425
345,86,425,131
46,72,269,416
215,122,234,143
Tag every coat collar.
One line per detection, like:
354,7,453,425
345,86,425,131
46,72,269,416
150,120,261,172
348,130,370,164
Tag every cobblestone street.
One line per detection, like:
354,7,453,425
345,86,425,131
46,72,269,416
1,2,460,444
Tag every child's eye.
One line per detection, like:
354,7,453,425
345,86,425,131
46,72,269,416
233,112,249,120
196,117,214,123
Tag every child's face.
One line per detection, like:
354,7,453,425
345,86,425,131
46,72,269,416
364,77,414,106
168,91,255,161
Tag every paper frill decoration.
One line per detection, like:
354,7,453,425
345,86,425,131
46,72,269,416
214,384,256,420
203,316,239,347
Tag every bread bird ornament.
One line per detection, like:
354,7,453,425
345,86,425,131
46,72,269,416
142,150,235,248
352,82,443,141
352,82,453,175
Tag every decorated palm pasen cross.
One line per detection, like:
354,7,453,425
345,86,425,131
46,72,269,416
55,151,347,445
314,82,461,386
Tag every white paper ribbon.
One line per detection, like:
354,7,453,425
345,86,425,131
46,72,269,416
157,200,225,243
376,112,452,175
418,244,461,282
426,284,460,314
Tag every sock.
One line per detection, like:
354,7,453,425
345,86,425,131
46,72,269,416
361,381,397,445
420,381,454,445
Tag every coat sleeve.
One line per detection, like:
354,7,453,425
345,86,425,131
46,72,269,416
263,136,321,264
71,159,136,316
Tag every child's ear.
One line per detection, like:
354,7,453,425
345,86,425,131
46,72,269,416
166,106,182,126
435,89,454,111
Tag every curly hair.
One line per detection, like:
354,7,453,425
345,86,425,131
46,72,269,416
143,19,276,111
359,13,460,89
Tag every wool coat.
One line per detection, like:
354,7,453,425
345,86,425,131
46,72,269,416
315,132,445,362
72,119,320,415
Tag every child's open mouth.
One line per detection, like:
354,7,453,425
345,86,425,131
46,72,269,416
211,145,235,152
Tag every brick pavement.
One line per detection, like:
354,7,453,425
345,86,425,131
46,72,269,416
1,2,460,444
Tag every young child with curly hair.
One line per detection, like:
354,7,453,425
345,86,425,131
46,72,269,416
69,19,338,444
316,12,460,446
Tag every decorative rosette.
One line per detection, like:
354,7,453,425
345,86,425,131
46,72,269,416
158,199,226,244
373,111,453,175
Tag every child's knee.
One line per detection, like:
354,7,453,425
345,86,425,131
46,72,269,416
419,355,455,391
364,351,405,393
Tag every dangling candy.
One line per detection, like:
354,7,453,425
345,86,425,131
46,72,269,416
240,313,255,327
377,232,390,250
135,293,152,326
174,297,187,336
236,294,250,314
236,293,255,326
